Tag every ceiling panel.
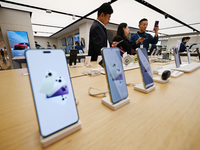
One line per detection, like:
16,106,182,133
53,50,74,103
1,0,199,37
191,24,200,32
32,25,61,34
88,0,187,35
158,26,194,35
145,0,200,25
2,0,110,16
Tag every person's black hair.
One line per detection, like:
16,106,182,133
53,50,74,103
35,41,37,43
182,37,190,42
97,3,113,17
47,41,49,44
75,41,80,45
116,23,129,41
139,18,148,24
182,37,186,42
185,37,190,40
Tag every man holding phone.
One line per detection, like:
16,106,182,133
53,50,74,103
88,3,113,61
130,18,159,53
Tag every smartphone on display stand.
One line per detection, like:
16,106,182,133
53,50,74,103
136,48,154,89
173,48,180,68
26,49,79,138
102,47,128,104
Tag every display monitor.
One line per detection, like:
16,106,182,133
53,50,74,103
7,30,30,57
61,38,67,46
67,37,73,45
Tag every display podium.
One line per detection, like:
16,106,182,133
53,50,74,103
134,84,155,94
102,94,130,110
40,121,82,148
153,77,169,84
172,62,200,72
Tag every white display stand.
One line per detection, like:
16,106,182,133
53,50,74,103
134,84,155,94
101,95,130,110
170,71,184,77
172,62,200,72
40,121,82,148
153,76,169,84
153,67,183,78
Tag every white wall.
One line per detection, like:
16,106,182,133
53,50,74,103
0,7,34,68
79,22,91,53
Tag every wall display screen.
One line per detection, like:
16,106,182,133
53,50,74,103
61,38,67,46
7,30,30,57
67,37,73,45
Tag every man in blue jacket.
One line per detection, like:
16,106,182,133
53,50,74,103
130,18,159,52
88,3,113,61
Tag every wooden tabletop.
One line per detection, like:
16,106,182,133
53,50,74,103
0,61,200,150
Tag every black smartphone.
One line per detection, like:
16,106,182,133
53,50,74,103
154,21,159,29
25,49,79,138
141,34,146,38
136,48,154,89
69,49,78,66
102,47,128,104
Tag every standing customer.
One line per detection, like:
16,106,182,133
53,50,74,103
130,18,159,52
112,23,135,56
88,3,113,61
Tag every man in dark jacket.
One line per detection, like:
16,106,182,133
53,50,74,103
88,3,113,61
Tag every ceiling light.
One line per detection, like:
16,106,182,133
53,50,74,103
164,14,168,19
72,15,75,20
46,9,52,13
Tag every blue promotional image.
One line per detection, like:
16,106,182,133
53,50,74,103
7,30,30,57
102,48,128,104
137,48,154,89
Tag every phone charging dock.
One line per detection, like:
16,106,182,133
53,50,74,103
134,84,155,93
40,121,82,148
101,95,130,110
153,77,169,84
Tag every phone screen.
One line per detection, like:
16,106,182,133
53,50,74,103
26,49,79,138
137,48,154,89
154,21,159,28
102,47,128,104
173,48,180,68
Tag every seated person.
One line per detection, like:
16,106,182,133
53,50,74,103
179,37,190,52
